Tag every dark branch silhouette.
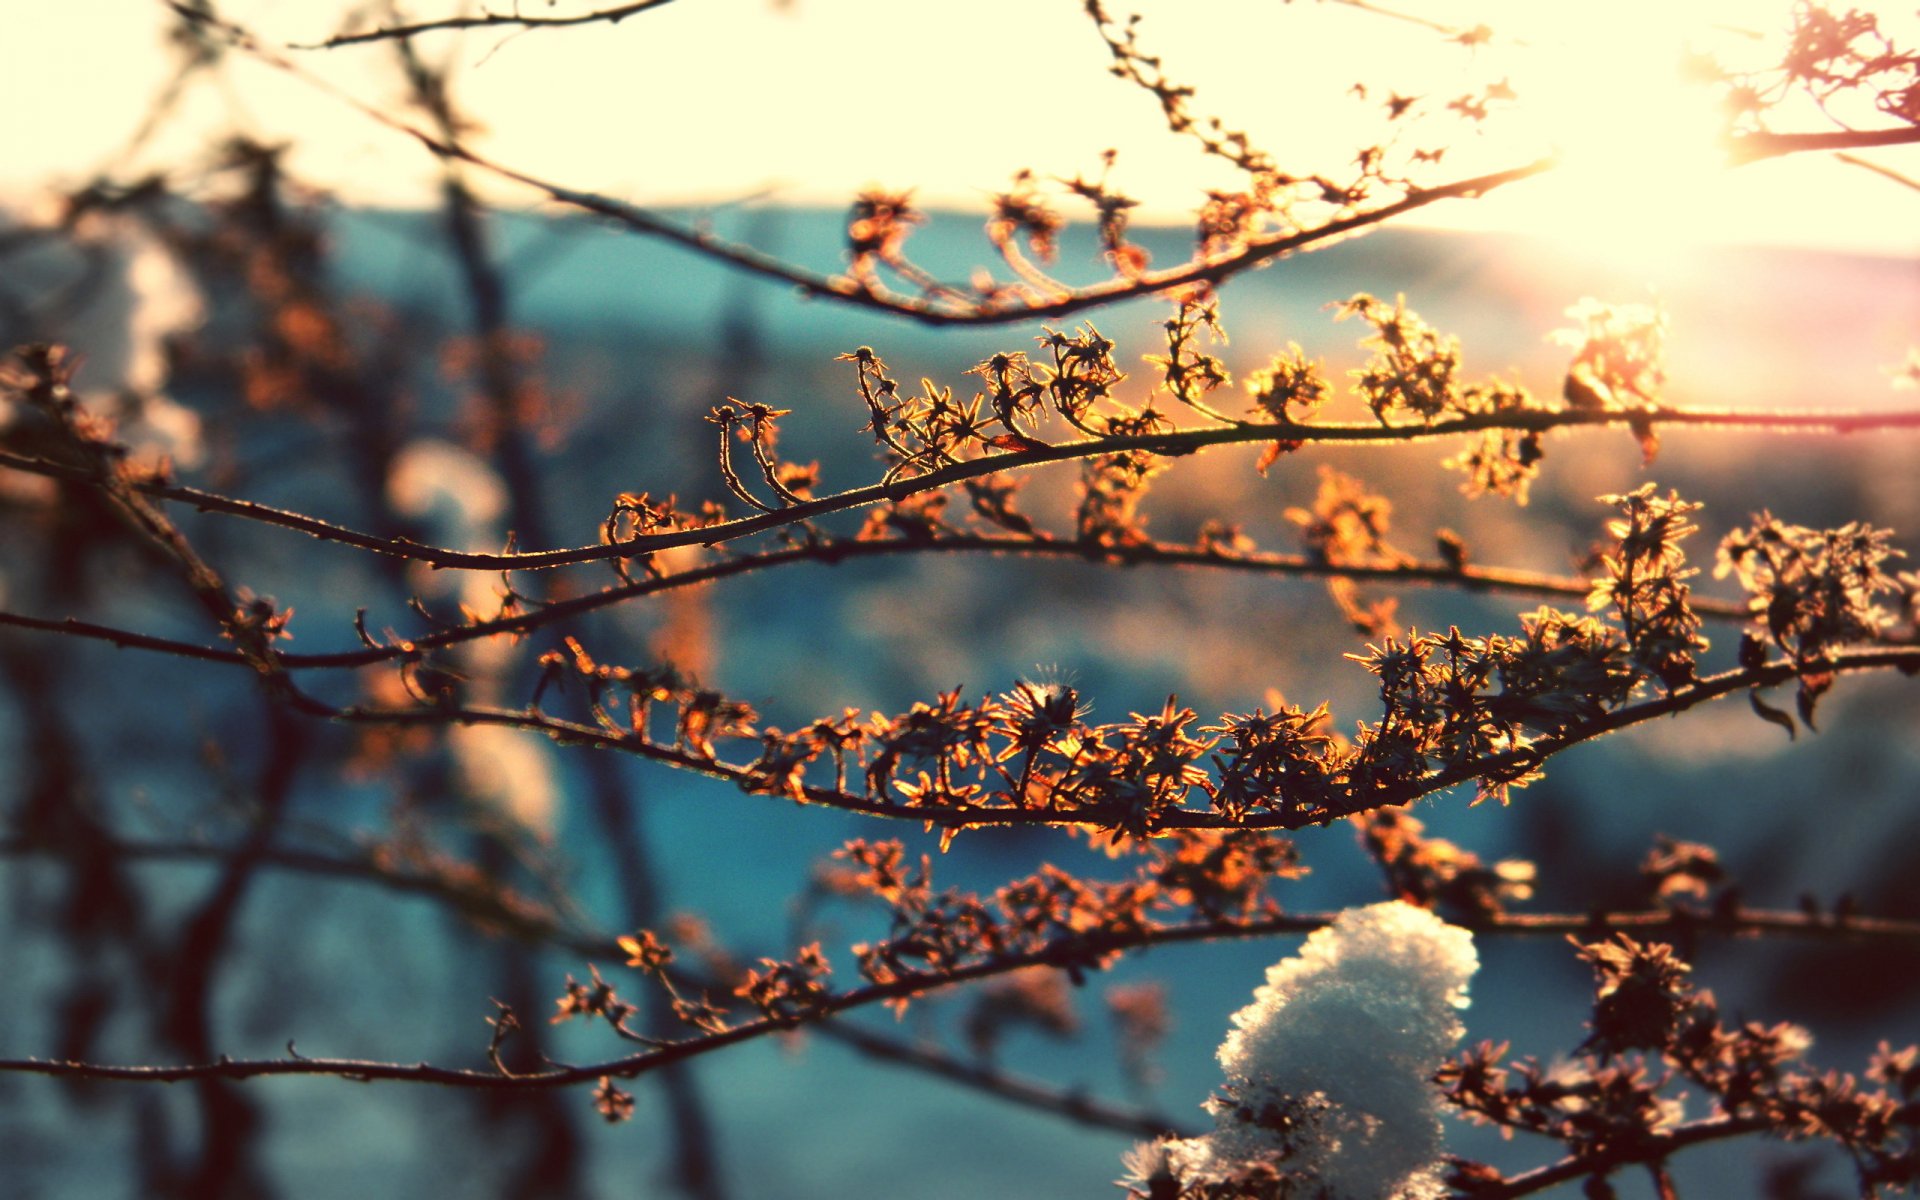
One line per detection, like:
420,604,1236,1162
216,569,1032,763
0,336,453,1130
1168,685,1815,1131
294,0,685,49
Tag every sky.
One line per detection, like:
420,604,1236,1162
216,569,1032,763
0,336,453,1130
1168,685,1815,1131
6,0,1918,263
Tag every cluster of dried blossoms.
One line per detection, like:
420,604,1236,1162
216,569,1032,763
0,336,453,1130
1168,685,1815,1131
489,266,1918,1193
1438,935,1920,1198
554,829,1302,1037
527,464,1905,832
467,294,1919,1196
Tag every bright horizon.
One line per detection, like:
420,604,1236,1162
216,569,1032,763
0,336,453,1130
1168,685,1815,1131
7,0,1918,267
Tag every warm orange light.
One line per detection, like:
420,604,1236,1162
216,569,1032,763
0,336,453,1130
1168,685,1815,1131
1473,1,1742,272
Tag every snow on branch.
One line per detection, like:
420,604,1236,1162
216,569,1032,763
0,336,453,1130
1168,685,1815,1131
1126,901,1477,1200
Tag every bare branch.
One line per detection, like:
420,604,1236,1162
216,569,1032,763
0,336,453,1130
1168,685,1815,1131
5,896,1914,1091
1728,123,1920,165
0,536,1754,673
1837,149,1920,192
294,0,684,50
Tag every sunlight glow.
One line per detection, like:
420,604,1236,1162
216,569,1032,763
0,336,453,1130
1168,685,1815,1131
1475,3,1748,272
3,2,1914,258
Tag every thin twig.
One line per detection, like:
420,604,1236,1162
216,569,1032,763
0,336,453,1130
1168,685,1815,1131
4,896,1914,1091
161,0,1558,325
295,0,683,49
1728,124,1920,165
5,899,1915,1087
4,829,1910,1147
11,401,1920,571
1836,150,1920,193
7,836,1913,947
0,536,1757,672
1476,1116,1773,1199
168,3,1911,330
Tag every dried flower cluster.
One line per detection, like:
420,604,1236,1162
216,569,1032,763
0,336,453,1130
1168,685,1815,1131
1440,934,1920,1197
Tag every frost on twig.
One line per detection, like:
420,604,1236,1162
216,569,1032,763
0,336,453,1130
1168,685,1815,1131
1124,901,1477,1199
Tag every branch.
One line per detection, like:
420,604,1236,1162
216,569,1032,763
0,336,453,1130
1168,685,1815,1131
425,150,1561,328
1321,0,1503,43
1353,644,1920,828
14,828,1907,1146
7,834,1912,955
310,647,1920,831
1473,1116,1774,1199
1,349,299,699
11,579,1905,833
0,535,1754,672
4,897,1914,1091
294,0,683,49
160,1,1557,326
1836,150,1920,193
0,834,601,949
0,611,256,664
12,402,1920,571
809,1018,1198,1140
1727,123,1920,165
6,822,1914,1154
167,3,1903,329
0,913,1310,1090
0,828,1183,1139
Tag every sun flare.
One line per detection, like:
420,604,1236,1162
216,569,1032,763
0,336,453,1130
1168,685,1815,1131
1473,2,1750,271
